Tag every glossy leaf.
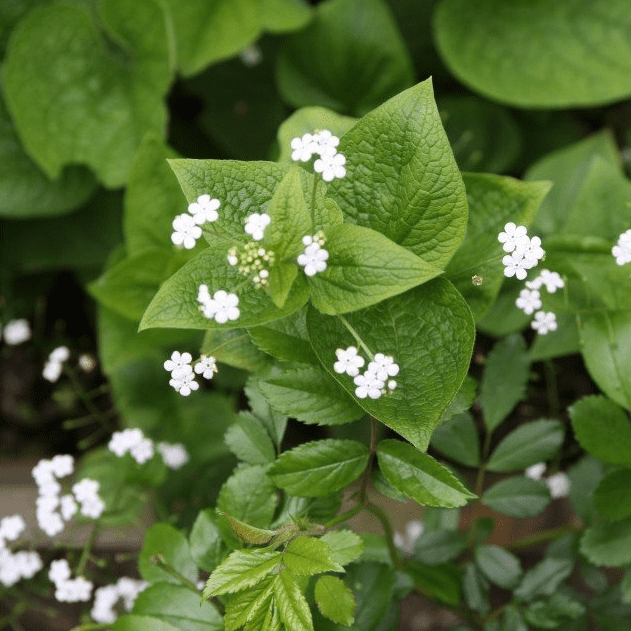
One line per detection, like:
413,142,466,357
274,568,314,631
593,469,631,522
320,530,364,566
283,537,343,576
482,477,550,518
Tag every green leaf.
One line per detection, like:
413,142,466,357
131,583,223,630
412,530,468,565
434,0,631,107
567,456,605,524
445,174,550,320
224,412,276,465
261,0,312,32
475,545,522,589
267,439,369,497
594,469,631,522
622,570,631,605
522,594,586,629
514,557,574,601
404,559,462,606
204,549,283,597
438,376,478,425
377,439,476,508
2,0,172,187
462,563,490,616
273,568,314,631
276,106,357,163
308,223,441,314
259,364,366,426
277,0,414,116
487,420,565,472
217,511,276,546
245,378,288,448
320,530,364,566
202,328,271,372
217,465,278,528
139,523,198,585
315,575,356,626
328,79,468,268
580,518,631,567
223,578,274,631
430,412,480,467
499,605,528,631
482,477,550,518
189,509,225,573
284,537,343,576
479,335,530,432
569,395,631,465
112,616,180,631
307,278,475,451
579,312,631,411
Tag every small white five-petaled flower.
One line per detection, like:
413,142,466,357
314,152,346,182
333,346,365,377
297,240,329,276
171,214,202,250
194,355,218,379
497,222,528,253
244,213,271,241
515,289,542,315
531,311,557,335
526,269,564,293
354,371,384,399
367,353,400,381
612,229,631,266
188,194,220,225
198,287,240,324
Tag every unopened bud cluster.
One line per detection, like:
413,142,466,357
228,242,276,288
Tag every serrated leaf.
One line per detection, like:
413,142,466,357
487,420,565,472
314,575,356,626
430,412,480,467
225,412,276,465
569,395,631,465
377,439,476,508
479,335,530,432
475,545,522,590
273,568,314,631
223,578,275,631
205,549,283,597
514,557,574,601
482,477,550,518
284,537,343,576
593,469,631,522
217,511,276,545
580,518,631,567
320,530,364,566
189,509,225,573
307,278,475,451
245,377,288,448
267,439,369,497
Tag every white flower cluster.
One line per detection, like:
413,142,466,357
171,194,221,250
164,349,218,396
334,346,399,400
157,442,190,469
49,558,93,602
244,212,271,241
2,318,31,346
394,519,424,554
525,462,571,499
43,345,70,383
108,426,189,470
198,286,240,324
297,234,329,276
32,455,105,535
498,222,545,281
290,129,346,182
612,228,631,266
91,577,148,623
0,514,43,587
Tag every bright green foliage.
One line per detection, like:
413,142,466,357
308,279,475,451
475,545,522,589
329,79,468,268
203,329,272,371
580,519,631,567
320,530,364,565
189,509,225,573
222,578,275,631
274,569,313,631
138,524,198,585
245,379,289,448
522,594,586,629
486,420,565,472
482,477,550,518
283,537,343,575
431,412,480,468
593,469,631,522
277,0,414,116
434,0,631,107
112,616,180,631
261,0,312,33
2,0,173,187
513,557,574,601
224,412,276,465
314,575,356,625
267,439,369,496
479,335,530,432
569,396,631,465
377,439,476,508
412,530,468,565
218,512,276,546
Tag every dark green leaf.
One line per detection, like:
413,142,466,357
189,509,225,573
430,412,480,467
522,594,586,629
593,469,631,522
483,477,550,518
412,530,467,566
580,518,631,567
202,328,272,372
475,545,522,589
404,559,462,606
514,557,574,601
462,563,490,615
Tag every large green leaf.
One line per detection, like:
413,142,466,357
430,412,480,468
274,568,314,631
434,0,631,107
580,519,631,567
475,545,522,590
224,412,276,465
223,577,274,631
513,557,574,601
593,469,631,522
307,279,475,451
377,439,476,508
2,0,172,187
261,0,312,33
328,79,468,268
112,616,180,631
276,0,414,116
482,477,550,518
189,509,225,573
283,537,343,576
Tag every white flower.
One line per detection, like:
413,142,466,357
497,222,529,253
199,289,240,324
290,133,318,162
49,346,70,363
239,44,262,67
169,368,199,396
525,462,546,481
92,578,147,623
518,235,545,263
49,559,71,585
188,194,220,225
108,428,145,457
531,311,557,335
194,355,217,379
546,472,570,499
354,371,384,400
612,229,631,265
78,354,96,372
313,130,340,157
50,455,74,477
502,252,530,280
171,213,202,249
72,479,105,518
0,549,42,586
0,515,26,543
297,242,329,276
3,319,31,345
164,351,193,374
314,152,346,182
60,494,78,521
366,353,400,381
43,360,64,383
244,212,271,241
54,576,94,602
158,442,190,469
527,269,564,293
515,288,542,315
333,346,365,377
394,519,424,554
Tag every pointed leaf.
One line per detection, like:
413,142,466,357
202,328,271,372
412,530,468,565
514,557,574,601
593,469,631,522
320,530,364,566
217,511,276,545
475,545,522,589
189,509,225,573
273,569,314,631
138,523,197,585
223,578,274,631
580,518,631,567
283,537,344,576
224,412,276,465
482,477,550,518
430,412,480,467
315,575,356,626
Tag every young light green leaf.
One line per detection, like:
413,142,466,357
308,223,441,314
377,439,476,508
245,377,288,448
189,509,225,573
314,575,356,626
514,557,574,601
320,530,364,566
223,577,275,631
593,469,631,522
412,530,468,565
283,537,344,576
259,364,365,426
307,278,475,451
268,263,299,310
204,549,283,597
522,593,585,629
267,439,369,497
486,419,565,472
475,545,522,590
580,518,631,567
569,395,631,465
328,79,467,268
273,568,314,631
217,511,276,545
261,0,312,33
430,412,480,467
479,335,530,432
224,412,276,465
3,0,172,187
434,0,631,107
482,477,550,518
111,616,180,631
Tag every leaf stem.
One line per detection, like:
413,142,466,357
467,430,493,548
364,502,404,570
75,521,101,576
504,523,582,551
336,314,374,360
359,417,379,504
311,174,319,227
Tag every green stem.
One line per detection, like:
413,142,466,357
324,503,364,529
359,417,379,504
64,365,114,435
364,502,404,570
505,524,582,551
311,174,319,226
337,314,374,359
75,521,100,576
468,430,493,548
